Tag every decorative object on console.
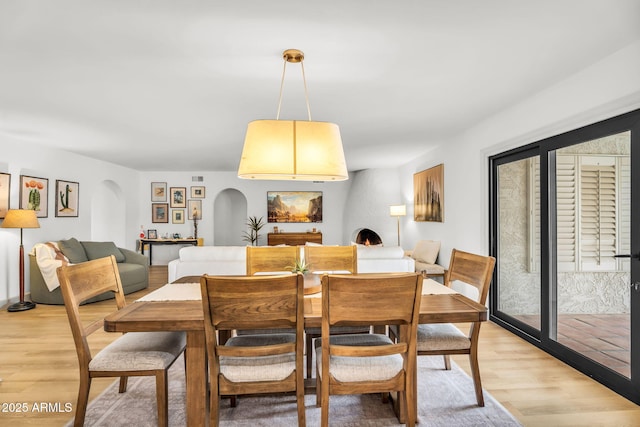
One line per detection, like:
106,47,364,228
389,204,407,246
192,205,199,239
267,191,322,223
414,164,444,222
238,49,348,181
151,182,167,202
55,179,79,217
152,203,169,223
242,216,264,246
19,175,48,218
148,229,158,239
0,172,10,218
2,209,40,312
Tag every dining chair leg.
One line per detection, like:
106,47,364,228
296,375,306,426
469,352,485,407
306,335,314,378
118,376,128,393
74,375,91,427
210,383,220,427
155,371,169,427
315,365,322,407
443,354,451,370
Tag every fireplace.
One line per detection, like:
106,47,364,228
353,228,382,246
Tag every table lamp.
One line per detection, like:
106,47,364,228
2,209,40,312
389,204,406,247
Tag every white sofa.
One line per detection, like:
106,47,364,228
406,240,445,277
167,244,415,282
168,246,246,283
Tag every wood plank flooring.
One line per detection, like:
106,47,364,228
1,266,639,426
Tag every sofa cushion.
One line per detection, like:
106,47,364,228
58,238,89,263
81,241,126,263
117,262,148,287
412,240,441,264
356,245,405,259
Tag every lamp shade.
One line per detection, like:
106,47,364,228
1,209,40,229
389,205,407,217
238,120,348,181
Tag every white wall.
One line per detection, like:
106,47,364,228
395,39,640,268
0,138,140,305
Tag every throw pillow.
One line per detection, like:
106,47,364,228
58,238,89,263
412,240,440,264
81,241,126,263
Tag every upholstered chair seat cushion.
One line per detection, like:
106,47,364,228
89,331,186,371
220,334,296,382
315,333,403,382
416,323,470,351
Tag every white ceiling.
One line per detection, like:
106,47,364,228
1,1,639,172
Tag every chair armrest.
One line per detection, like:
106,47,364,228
119,248,149,266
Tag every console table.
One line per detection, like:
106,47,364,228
140,238,198,265
267,232,322,246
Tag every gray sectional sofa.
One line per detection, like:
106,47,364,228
29,238,149,305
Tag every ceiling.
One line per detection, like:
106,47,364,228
1,1,639,173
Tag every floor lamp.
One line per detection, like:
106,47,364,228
389,204,406,247
2,209,40,312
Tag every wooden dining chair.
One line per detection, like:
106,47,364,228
201,273,306,427
392,248,495,407
316,273,423,427
302,245,370,377
57,255,186,427
246,245,299,275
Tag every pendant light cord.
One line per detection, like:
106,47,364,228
275,57,312,121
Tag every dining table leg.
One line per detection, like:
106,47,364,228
185,330,207,427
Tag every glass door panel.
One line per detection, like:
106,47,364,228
553,132,631,377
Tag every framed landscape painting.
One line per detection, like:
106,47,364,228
170,187,186,208
414,164,444,222
20,175,49,218
152,203,169,223
0,172,10,218
267,191,322,223
55,180,79,217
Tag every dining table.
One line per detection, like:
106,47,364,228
103,274,487,427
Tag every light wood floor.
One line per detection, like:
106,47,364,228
1,266,639,426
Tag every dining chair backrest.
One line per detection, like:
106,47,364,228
303,245,357,274
246,245,299,275
58,255,126,365
444,248,496,305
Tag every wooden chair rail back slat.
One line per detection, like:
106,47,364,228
445,249,496,305
246,245,299,275
304,245,357,273
322,273,423,326
57,255,125,310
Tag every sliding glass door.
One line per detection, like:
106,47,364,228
489,109,640,403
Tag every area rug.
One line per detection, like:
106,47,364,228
67,355,522,426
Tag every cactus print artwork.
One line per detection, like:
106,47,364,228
20,175,49,217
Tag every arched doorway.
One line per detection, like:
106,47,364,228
214,189,247,246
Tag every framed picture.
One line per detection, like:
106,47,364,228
191,186,205,198
20,175,49,218
55,180,79,217
170,187,187,208
267,191,322,223
147,229,158,239
151,182,167,202
414,163,444,222
0,172,10,219
172,209,185,224
188,199,202,220
151,203,169,223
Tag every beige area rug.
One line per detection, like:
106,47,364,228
68,355,522,426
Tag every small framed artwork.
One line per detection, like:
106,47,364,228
172,209,185,224
151,203,169,223
147,229,158,239
414,163,444,222
191,186,205,198
188,199,202,220
170,187,187,208
20,175,49,218
151,182,167,202
55,180,79,217
0,172,10,219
